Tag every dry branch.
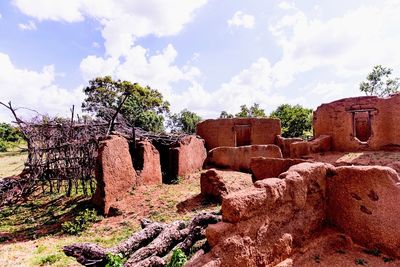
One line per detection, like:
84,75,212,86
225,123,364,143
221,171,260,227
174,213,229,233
63,212,221,267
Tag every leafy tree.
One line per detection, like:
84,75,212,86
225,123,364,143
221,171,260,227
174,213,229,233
235,103,266,118
359,65,400,97
219,111,234,119
0,123,22,142
270,104,312,138
82,76,170,132
168,109,202,134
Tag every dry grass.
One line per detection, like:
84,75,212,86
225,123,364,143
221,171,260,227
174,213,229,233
0,168,242,266
0,150,27,178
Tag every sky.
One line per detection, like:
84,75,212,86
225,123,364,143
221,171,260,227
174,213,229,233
1,0,400,122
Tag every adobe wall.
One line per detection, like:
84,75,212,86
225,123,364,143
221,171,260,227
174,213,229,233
314,94,400,151
187,163,400,266
196,118,281,151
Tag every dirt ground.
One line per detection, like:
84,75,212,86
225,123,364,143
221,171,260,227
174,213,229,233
291,228,399,267
0,150,27,178
310,151,400,173
0,169,253,266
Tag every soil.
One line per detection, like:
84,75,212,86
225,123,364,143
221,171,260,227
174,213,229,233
291,227,399,267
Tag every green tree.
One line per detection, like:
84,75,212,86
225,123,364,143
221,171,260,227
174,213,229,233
0,123,22,142
82,76,170,132
235,103,266,118
219,111,234,119
270,104,312,138
168,109,202,134
359,65,400,97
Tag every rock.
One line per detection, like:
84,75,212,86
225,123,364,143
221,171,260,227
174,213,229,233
134,140,162,185
207,145,283,172
309,135,331,153
196,118,281,151
92,135,138,215
276,136,303,158
290,141,310,158
169,135,207,179
250,157,310,181
327,165,400,257
200,169,228,202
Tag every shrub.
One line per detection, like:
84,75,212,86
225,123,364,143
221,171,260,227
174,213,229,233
167,249,187,267
105,253,125,267
37,254,62,265
61,209,100,235
0,141,7,152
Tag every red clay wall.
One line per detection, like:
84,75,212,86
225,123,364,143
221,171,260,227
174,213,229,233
196,118,281,151
314,94,400,151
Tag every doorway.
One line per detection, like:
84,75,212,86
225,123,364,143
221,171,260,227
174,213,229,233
353,111,372,142
235,125,251,146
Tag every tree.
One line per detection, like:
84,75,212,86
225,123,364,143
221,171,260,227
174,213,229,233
82,76,170,132
0,123,22,142
359,65,400,97
219,111,233,119
235,103,266,118
168,109,202,134
270,104,312,138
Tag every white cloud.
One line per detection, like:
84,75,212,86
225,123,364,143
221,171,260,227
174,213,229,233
14,0,208,57
278,1,295,10
269,0,400,88
0,13,2,19
91,42,100,48
0,53,84,122
80,44,201,100
18,20,37,31
227,11,255,29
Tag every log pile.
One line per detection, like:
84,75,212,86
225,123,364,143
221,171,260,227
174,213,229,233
63,212,221,267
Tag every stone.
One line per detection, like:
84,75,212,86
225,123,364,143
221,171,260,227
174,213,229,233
207,145,283,172
134,140,162,185
200,169,253,203
92,135,138,215
200,169,228,202
196,118,281,151
169,135,207,178
276,135,303,158
327,165,400,257
250,157,310,181
309,135,331,153
290,141,310,158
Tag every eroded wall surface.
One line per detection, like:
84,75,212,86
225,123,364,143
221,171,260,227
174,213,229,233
196,118,281,151
313,94,400,151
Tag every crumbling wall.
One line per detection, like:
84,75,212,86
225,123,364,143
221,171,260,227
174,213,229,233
207,145,283,172
327,166,400,257
133,140,162,185
188,163,400,266
169,136,207,180
313,94,400,151
188,162,329,266
92,135,138,215
250,157,310,181
196,118,281,151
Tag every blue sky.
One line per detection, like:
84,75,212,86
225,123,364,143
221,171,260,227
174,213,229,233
1,0,400,122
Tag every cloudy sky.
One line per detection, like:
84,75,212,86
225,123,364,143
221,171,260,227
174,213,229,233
1,0,400,122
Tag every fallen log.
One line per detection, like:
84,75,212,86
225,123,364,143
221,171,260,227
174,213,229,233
63,212,221,267
124,221,187,266
63,220,165,266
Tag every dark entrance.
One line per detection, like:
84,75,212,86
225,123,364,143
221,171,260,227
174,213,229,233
235,125,251,146
353,111,372,142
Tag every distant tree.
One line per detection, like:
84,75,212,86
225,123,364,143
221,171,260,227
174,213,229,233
0,123,23,152
359,65,400,97
219,111,234,119
270,104,312,138
168,109,202,134
235,103,266,118
0,123,22,142
82,76,170,132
